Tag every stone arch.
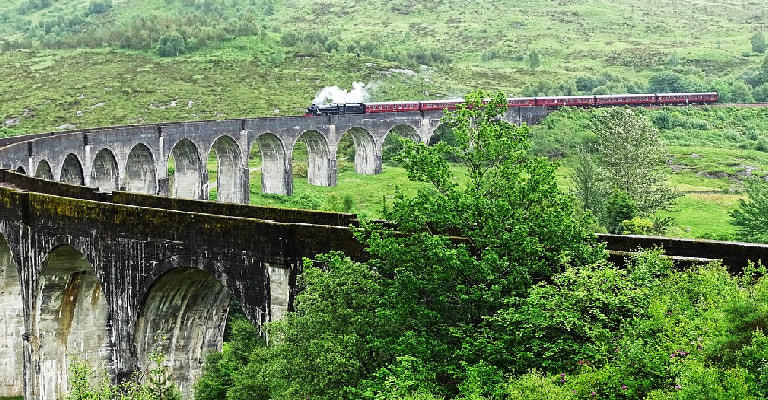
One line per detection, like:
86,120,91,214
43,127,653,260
295,130,333,187
135,268,231,398
428,123,456,146
90,148,119,192
0,233,23,398
340,127,378,175
253,133,290,195
382,124,420,164
169,139,203,200
36,245,109,400
15,165,26,175
208,135,243,203
35,160,54,180
60,153,85,185
124,143,157,195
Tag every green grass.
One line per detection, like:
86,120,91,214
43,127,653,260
657,192,741,239
3,0,768,240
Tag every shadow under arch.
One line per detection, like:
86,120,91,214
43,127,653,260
295,130,333,187
15,165,26,175
36,244,110,400
169,138,203,200
124,143,157,195
135,267,231,398
341,127,378,174
253,133,290,195
90,148,119,192
208,135,243,203
0,233,23,398
382,124,420,166
60,153,85,186
35,160,54,180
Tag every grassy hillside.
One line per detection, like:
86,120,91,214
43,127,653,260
2,0,768,239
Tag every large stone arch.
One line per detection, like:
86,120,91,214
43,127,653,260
342,127,379,175
0,233,23,398
35,245,110,400
381,124,420,166
135,268,231,398
254,133,290,195
296,130,334,187
60,153,85,186
387,124,420,142
90,148,119,192
35,160,54,180
124,143,157,195
169,139,203,200
208,135,244,203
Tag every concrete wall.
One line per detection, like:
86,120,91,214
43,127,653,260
0,172,365,399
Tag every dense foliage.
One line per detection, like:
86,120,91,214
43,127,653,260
730,177,768,243
194,92,604,398
574,108,678,233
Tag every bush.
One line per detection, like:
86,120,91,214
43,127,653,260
156,32,186,57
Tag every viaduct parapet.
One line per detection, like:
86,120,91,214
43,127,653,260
0,108,766,400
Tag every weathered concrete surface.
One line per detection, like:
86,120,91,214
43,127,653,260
0,170,366,400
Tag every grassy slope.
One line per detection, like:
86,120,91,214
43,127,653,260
2,0,768,238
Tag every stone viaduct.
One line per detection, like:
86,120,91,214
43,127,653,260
1,106,767,400
0,107,549,400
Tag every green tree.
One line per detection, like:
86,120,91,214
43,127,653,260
527,50,541,70
587,108,678,219
204,91,603,399
752,31,766,54
156,32,185,57
730,177,768,243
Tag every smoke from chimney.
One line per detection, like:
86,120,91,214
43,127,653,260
311,82,370,104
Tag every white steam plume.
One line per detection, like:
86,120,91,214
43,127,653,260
312,82,370,104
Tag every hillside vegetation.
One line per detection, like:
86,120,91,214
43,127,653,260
2,0,768,238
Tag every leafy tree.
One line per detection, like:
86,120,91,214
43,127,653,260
202,91,603,399
586,108,678,219
729,177,768,243
528,50,541,70
66,350,181,400
752,31,766,54
156,32,186,57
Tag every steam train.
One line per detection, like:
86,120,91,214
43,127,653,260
305,92,719,116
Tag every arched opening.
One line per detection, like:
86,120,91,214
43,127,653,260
428,124,462,162
168,139,203,200
60,153,85,186
294,130,333,187
253,133,289,195
0,234,23,397
124,144,157,195
90,148,119,192
36,245,109,400
135,268,231,398
247,141,262,199
339,127,377,174
35,160,54,180
208,135,243,203
15,165,26,175
382,125,420,165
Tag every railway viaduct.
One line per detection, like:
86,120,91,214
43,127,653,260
0,107,549,400
1,106,767,400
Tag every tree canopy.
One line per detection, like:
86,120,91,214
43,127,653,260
193,91,603,399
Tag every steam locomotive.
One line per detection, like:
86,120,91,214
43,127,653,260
305,92,719,116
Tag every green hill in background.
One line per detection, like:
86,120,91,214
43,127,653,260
2,0,768,239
